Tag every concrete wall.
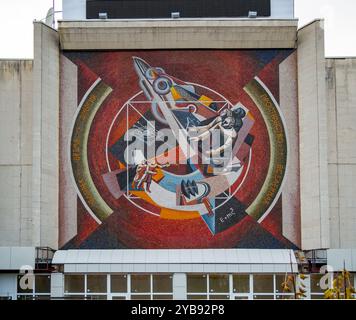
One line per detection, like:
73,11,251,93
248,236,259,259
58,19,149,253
32,22,60,249
297,20,330,250
326,58,356,249
0,24,60,249
58,19,298,50
0,60,33,246
58,55,78,248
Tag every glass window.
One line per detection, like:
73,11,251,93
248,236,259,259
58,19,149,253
131,294,151,300
275,274,294,294
187,295,208,300
187,274,207,293
253,275,274,293
17,274,34,294
111,275,127,293
34,295,50,300
87,275,107,293
153,275,172,293
35,275,51,293
63,295,86,300
233,275,250,293
131,275,150,293
209,295,230,300
253,295,274,300
276,295,294,300
310,274,323,293
64,275,85,293
349,273,355,288
338,272,354,291
86,295,107,300
17,295,34,300
209,274,229,293
152,295,173,300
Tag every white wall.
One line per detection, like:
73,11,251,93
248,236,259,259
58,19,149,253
32,22,60,249
0,247,36,269
328,249,356,271
297,20,330,250
0,60,33,246
173,273,187,300
0,24,59,249
326,58,356,249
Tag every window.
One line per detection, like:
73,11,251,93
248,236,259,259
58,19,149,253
253,275,274,293
187,274,207,293
64,275,85,293
131,275,151,293
87,275,107,293
17,274,51,299
187,274,230,300
35,275,51,294
310,274,324,294
34,295,51,300
233,275,250,293
152,274,173,300
17,274,34,294
275,274,294,294
153,275,172,293
17,295,34,300
111,275,127,293
153,295,173,300
131,295,151,300
63,295,86,300
187,295,208,300
253,295,274,300
209,274,229,293
86,295,107,300
209,295,230,300
276,295,294,300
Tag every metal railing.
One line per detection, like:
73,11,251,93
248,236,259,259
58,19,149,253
35,247,56,271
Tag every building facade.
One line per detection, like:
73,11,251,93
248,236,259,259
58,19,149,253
0,0,356,300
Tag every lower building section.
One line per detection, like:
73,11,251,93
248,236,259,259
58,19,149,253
56,272,314,300
1,271,355,300
0,248,356,300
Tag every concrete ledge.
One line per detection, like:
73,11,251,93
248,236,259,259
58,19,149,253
58,19,298,50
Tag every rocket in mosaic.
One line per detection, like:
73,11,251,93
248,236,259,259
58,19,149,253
59,50,301,249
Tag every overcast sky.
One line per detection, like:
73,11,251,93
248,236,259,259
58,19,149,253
0,0,355,59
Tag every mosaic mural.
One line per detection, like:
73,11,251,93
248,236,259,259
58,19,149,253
59,50,301,249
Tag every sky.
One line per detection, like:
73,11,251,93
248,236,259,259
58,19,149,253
0,0,355,59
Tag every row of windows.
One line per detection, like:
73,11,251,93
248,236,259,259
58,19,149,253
65,274,172,294
17,275,51,294
16,273,355,300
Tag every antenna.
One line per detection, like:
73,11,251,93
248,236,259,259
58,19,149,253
45,7,55,27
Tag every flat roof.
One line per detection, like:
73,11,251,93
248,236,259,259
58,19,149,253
53,249,298,274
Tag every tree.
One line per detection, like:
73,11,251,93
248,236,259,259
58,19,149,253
324,269,355,300
281,273,307,299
